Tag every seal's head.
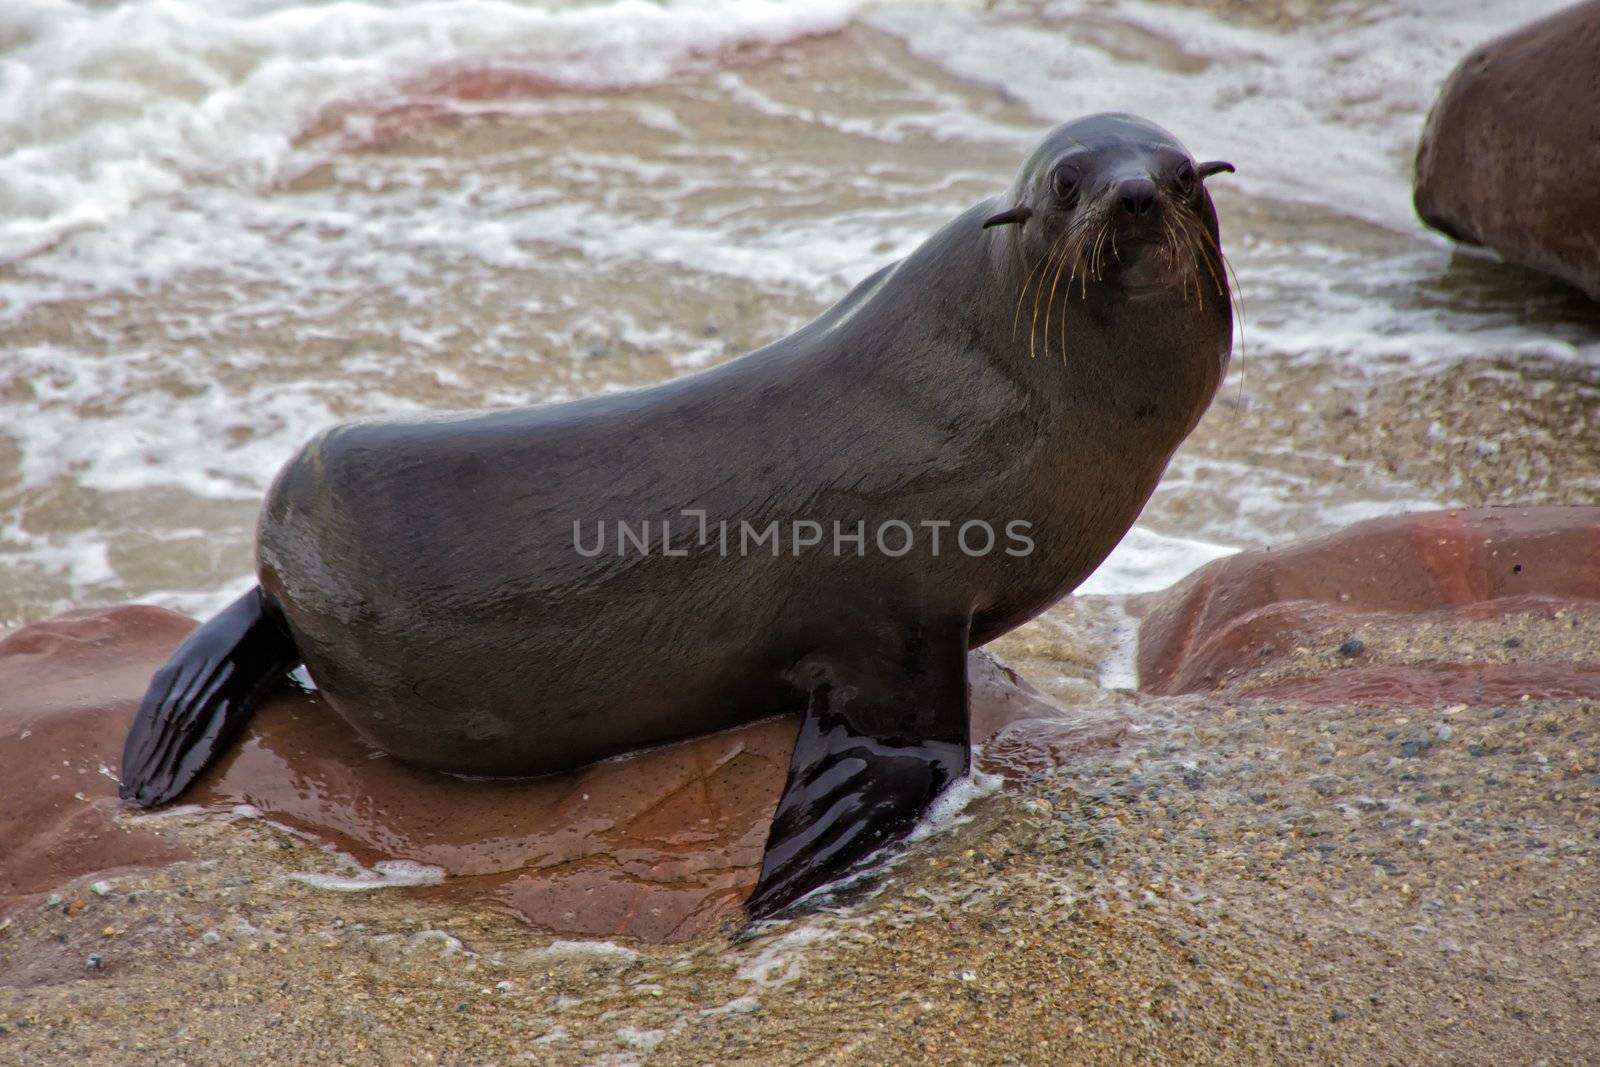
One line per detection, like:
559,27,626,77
984,113,1232,300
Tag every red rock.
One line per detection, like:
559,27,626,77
1137,507,1600,705
1414,2,1600,300
0,604,1084,941
290,26,851,155
196,692,794,942
0,608,194,914
1247,662,1600,707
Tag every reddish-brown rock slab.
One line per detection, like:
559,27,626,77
0,604,1117,942
1414,2,1600,300
0,608,194,914
292,26,847,156
1137,506,1600,705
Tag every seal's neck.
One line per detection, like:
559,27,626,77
789,195,1229,462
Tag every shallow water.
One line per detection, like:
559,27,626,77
3,0,1598,627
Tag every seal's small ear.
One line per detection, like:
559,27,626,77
981,205,1032,230
1197,161,1235,179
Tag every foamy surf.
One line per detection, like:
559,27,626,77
1076,525,1236,597
0,0,862,264
290,857,447,892
873,0,1576,234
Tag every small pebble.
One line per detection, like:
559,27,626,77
1337,639,1365,658
89,881,111,897
200,931,221,946
85,954,103,971
1330,1007,1347,1023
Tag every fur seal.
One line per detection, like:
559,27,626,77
121,113,1233,920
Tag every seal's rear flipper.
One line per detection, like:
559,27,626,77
746,623,970,921
119,586,300,807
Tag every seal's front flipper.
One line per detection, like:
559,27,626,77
119,586,300,807
747,624,970,921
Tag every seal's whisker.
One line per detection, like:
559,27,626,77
1013,238,1053,343
1074,219,1097,297
1165,211,1194,285
1042,213,1099,362
1017,223,1075,353
1090,221,1111,289
1158,219,1192,304
1178,222,1203,306
1168,204,1244,404
1220,246,1247,406
1176,218,1206,306
1063,214,1093,291
1030,230,1068,358
1172,208,1224,304
1039,230,1081,359
1067,218,1091,298
1045,217,1092,362
1013,227,1069,350
1029,226,1076,361
1079,231,1093,297
1043,244,1066,361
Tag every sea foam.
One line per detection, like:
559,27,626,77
0,0,862,263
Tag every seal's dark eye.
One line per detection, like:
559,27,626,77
1051,164,1081,205
1173,160,1197,198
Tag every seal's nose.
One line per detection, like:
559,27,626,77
1118,177,1156,216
